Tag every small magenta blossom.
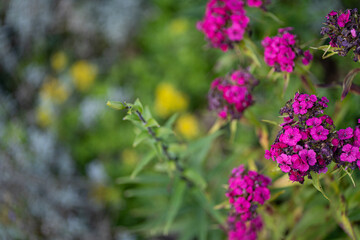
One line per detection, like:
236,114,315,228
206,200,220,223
262,28,313,73
208,69,258,119
265,93,337,183
321,9,360,61
227,165,271,240
334,121,360,169
337,10,350,27
338,127,354,140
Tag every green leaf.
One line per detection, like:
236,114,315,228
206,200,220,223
164,180,186,234
264,11,284,24
192,189,225,226
142,106,152,121
145,118,160,128
336,196,357,240
310,172,330,202
243,38,261,67
165,113,179,128
133,98,144,113
261,119,279,126
133,131,149,147
123,114,141,123
156,127,174,138
342,68,360,100
106,100,126,110
130,151,156,178
183,169,207,190
341,166,356,187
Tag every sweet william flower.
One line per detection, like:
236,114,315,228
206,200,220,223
227,165,271,240
338,10,350,27
266,93,336,183
340,144,358,162
279,127,302,146
310,125,330,141
338,127,354,140
208,69,258,120
321,9,360,61
262,28,312,73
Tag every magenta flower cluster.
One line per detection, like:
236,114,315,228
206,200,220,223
265,93,337,183
197,0,270,51
321,9,360,61
262,28,313,73
208,69,258,119
226,165,271,240
334,121,360,169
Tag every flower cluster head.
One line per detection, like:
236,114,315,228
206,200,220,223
226,165,271,240
197,0,249,51
197,0,271,51
265,93,337,183
321,9,360,61
333,121,360,169
208,69,258,119
262,27,313,73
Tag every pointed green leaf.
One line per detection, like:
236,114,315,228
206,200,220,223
106,100,126,110
261,119,279,126
123,114,140,122
264,11,284,24
133,98,144,113
156,127,174,138
342,68,360,100
341,166,356,187
133,131,149,147
131,151,156,178
310,172,330,201
165,113,179,128
183,169,207,190
164,180,186,234
142,106,152,121
337,196,357,240
192,189,225,226
145,118,160,128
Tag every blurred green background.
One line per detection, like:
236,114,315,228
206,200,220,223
1,0,360,239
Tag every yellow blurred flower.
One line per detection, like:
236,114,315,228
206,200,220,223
176,114,200,139
40,77,69,104
51,51,67,72
170,18,189,36
36,107,52,127
155,82,188,118
70,60,97,92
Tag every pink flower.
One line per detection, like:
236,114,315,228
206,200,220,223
351,29,357,38
302,50,313,65
299,149,317,166
253,187,270,204
338,127,354,140
247,0,262,8
234,197,251,213
279,127,302,146
338,10,350,27
276,153,292,172
293,101,308,115
227,23,246,41
340,144,359,162
310,125,329,141
291,154,309,172
306,117,322,126
218,109,227,119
